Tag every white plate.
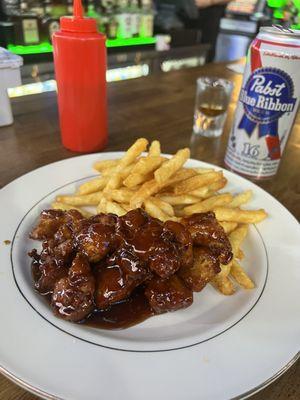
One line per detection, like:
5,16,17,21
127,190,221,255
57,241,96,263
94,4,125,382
0,153,299,400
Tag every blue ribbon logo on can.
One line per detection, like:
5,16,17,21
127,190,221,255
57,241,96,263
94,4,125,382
238,67,296,138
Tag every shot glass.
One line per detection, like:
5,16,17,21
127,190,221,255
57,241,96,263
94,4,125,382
193,77,233,138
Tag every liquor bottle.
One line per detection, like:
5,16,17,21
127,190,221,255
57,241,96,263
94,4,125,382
139,0,153,38
129,0,140,37
115,0,132,38
50,0,67,18
28,0,44,17
0,0,20,18
67,0,73,15
12,0,40,45
86,0,103,32
101,0,118,38
40,0,60,42
107,12,118,38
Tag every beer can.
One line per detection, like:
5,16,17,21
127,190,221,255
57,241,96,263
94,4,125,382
225,26,300,179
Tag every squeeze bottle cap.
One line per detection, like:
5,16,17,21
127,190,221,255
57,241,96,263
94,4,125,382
60,0,97,33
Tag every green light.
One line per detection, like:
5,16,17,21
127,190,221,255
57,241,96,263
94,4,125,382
8,42,53,55
7,37,156,55
106,37,156,47
267,0,286,7
273,9,284,18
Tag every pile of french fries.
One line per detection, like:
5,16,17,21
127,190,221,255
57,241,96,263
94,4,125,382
53,138,267,296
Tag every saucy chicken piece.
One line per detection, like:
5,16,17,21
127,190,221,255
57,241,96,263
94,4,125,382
182,212,233,265
30,209,84,240
148,221,193,277
145,275,193,313
178,247,221,292
75,222,116,263
29,248,68,295
163,220,193,268
118,208,149,233
119,210,192,279
95,249,150,309
52,253,95,322
30,210,66,240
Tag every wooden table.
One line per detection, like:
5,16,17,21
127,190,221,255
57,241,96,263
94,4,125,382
0,61,299,399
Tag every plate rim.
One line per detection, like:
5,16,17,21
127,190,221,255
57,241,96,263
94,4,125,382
1,351,299,400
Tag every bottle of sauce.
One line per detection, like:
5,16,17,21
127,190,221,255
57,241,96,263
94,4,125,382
52,0,107,152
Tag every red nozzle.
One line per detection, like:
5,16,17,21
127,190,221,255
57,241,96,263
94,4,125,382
73,0,83,18
60,0,98,32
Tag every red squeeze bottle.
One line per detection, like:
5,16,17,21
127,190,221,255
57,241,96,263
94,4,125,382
52,0,107,152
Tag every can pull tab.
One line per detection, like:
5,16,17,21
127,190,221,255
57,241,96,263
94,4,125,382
73,0,83,18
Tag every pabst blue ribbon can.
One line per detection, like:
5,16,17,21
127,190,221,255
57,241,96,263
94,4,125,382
225,26,300,179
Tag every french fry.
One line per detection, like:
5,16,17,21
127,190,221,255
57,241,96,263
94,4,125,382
105,200,127,216
229,224,248,257
236,249,245,260
122,172,153,188
212,275,235,295
56,191,103,206
96,197,107,214
219,221,238,234
130,179,161,208
188,178,227,198
154,148,190,185
214,207,267,224
162,168,197,189
103,172,123,192
110,188,135,203
228,190,253,208
121,203,134,212
93,159,119,172
51,202,93,218
230,260,255,289
103,164,134,197
104,138,148,192
123,156,164,188
149,140,161,156
174,171,223,195
101,163,135,177
187,186,210,198
149,197,174,217
206,177,228,192
173,206,185,218
144,199,170,221
118,138,148,168
77,176,108,195
183,193,233,215
213,225,248,290
193,167,215,174
102,164,137,193
217,261,233,278
158,194,200,206
131,156,164,176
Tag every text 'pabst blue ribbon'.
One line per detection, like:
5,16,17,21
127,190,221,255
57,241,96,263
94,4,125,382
238,67,296,140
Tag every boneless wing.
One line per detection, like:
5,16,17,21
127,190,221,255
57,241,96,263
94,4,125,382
178,247,221,292
51,253,95,322
145,275,193,313
30,209,84,240
95,249,150,309
182,212,233,265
